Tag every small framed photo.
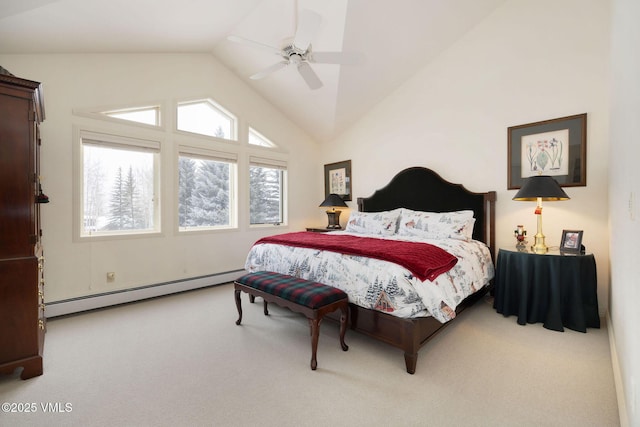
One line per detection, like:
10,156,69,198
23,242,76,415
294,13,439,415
324,160,351,201
560,230,584,253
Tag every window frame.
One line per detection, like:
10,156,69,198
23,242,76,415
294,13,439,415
103,105,161,127
176,142,239,233
74,128,162,241
248,127,277,148
72,103,165,131
175,98,238,141
72,99,291,239
248,155,288,228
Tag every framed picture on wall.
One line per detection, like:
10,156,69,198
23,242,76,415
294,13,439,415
324,160,351,201
508,113,587,189
560,229,584,254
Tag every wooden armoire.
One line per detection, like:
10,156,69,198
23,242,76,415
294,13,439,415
0,69,46,380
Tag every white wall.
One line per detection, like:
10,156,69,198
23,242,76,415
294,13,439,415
609,0,640,424
0,53,320,302
323,0,611,313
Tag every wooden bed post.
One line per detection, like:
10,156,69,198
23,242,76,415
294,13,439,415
485,191,497,262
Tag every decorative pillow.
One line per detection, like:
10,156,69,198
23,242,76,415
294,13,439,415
345,210,401,236
397,209,475,240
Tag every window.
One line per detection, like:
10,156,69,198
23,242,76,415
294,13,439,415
103,106,160,126
177,100,235,140
248,128,276,148
75,99,289,236
80,131,160,237
249,156,287,226
178,147,237,231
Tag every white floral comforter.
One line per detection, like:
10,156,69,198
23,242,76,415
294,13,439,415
243,231,494,322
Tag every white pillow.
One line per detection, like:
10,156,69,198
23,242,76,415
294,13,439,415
400,208,474,220
397,209,475,240
345,210,401,236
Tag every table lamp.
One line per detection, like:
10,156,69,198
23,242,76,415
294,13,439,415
513,175,569,254
319,193,348,229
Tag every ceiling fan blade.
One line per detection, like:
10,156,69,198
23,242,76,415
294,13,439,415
293,9,322,51
297,62,323,90
250,61,289,80
309,51,364,65
227,35,281,56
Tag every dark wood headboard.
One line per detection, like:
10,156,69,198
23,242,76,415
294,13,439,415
357,167,497,260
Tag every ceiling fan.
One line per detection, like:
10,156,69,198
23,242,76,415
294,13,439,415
227,8,360,90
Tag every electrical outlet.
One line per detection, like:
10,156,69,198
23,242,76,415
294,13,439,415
106,272,115,282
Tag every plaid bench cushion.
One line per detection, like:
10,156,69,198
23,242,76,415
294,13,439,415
235,271,347,309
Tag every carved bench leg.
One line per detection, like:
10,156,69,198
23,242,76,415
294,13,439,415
339,304,349,351
234,289,243,325
309,318,321,370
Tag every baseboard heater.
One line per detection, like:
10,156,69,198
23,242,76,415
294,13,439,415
46,269,244,318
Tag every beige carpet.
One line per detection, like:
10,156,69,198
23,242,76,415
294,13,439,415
0,283,619,426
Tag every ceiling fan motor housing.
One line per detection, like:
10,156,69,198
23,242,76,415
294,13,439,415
281,39,310,63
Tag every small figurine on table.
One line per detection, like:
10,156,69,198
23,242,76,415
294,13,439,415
514,225,527,250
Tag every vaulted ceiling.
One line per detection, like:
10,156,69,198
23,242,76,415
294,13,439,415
0,0,506,142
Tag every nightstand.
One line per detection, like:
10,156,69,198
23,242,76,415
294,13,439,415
493,247,600,332
305,227,333,233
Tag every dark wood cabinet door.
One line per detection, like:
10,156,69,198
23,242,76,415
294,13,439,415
0,258,39,362
0,87,36,259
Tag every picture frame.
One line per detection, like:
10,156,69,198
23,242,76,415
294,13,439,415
508,113,587,189
324,160,351,201
560,229,584,253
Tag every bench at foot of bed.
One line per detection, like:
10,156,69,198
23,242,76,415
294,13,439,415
234,271,349,370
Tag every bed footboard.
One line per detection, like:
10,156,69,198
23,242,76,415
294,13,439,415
342,283,491,374
348,305,441,374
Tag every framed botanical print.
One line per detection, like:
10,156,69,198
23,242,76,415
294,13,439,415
508,113,587,189
324,160,351,201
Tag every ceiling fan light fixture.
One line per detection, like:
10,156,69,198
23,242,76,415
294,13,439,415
289,54,302,66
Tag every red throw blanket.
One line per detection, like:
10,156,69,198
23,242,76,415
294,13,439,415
255,231,458,282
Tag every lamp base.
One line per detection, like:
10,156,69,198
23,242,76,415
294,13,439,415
531,233,548,254
325,210,342,229
531,205,548,254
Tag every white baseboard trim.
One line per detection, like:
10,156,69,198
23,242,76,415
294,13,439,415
608,312,629,427
46,269,244,318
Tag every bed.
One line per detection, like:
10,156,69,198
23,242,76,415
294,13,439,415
244,166,496,373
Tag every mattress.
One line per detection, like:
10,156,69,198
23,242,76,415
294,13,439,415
244,231,494,322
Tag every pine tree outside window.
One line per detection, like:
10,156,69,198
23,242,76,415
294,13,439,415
80,131,160,237
249,156,287,226
178,147,237,231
